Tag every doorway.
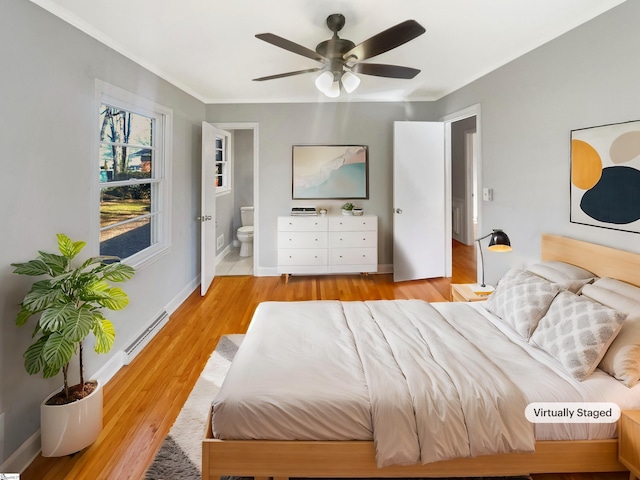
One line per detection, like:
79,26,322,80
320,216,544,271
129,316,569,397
442,105,481,284
213,123,259,276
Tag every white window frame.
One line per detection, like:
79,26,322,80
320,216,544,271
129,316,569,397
94,80,173,269
215,129,233,197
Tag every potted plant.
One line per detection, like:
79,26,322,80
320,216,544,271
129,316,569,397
341,202,354,215
11,233,135,456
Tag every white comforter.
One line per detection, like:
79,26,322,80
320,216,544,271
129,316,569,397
212,300,535,467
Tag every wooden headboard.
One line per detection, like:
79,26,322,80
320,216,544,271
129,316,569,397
541,233,640,287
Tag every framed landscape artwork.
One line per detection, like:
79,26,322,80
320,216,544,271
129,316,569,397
292,145,369,199
570,120,640,234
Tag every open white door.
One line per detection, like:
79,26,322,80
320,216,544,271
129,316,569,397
393,121,447,282
200,122,228,295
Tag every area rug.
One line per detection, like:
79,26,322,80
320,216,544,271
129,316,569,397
145,334,530,480
145,334,244,480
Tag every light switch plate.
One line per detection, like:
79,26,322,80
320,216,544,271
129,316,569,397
482,187,493,201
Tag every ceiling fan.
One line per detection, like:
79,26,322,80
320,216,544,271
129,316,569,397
253,14,426,97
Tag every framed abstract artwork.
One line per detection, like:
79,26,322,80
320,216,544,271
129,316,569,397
570,120,640,234
292,145,368,200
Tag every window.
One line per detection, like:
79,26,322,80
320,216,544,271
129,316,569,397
214,129,232,194
96,81,172,267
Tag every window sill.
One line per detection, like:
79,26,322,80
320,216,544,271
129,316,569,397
123,244,172,271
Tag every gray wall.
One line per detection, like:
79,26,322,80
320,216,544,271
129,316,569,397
233,129,255,234
215,189,234,254
0,0,204,464
435,0,640,285
205,103,438,272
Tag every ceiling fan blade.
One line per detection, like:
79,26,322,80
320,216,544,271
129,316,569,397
253,67,324,82
256,33,327,63
351,63,420,79
343,20,425,62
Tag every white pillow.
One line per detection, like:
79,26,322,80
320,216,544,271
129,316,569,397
526,261,596,293
530,291,626,381
486,269,560,339
582,280,640,387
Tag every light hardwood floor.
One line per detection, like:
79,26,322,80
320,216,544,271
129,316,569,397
21,242,626,480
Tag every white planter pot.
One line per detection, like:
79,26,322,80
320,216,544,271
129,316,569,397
41,382,103,457
341,209,353,215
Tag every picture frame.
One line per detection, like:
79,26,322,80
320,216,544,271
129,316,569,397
570,120,640,234
292,145,369,200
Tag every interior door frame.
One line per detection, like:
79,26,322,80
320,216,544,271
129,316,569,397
441,104,482,281
213,122,259,276
464,128,478,245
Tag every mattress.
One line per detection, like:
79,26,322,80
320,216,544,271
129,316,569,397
211,300,640,467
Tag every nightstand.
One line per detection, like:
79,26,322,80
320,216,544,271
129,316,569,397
450,283,491,302
620,410,640,480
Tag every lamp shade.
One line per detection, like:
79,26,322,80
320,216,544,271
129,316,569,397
325,80,340,98
487,229,512,252
315,71,334,94
341,71,360,93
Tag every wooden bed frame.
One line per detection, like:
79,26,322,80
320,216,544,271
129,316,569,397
202,233,640,480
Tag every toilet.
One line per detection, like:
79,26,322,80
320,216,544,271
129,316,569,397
237,206,254,257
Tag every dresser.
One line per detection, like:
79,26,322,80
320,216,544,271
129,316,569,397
277,215,378,281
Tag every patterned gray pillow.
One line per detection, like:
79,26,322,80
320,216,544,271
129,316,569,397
486,269,560,339
529,291,627,381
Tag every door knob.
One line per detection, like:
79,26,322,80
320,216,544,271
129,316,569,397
395,208,403,214
196,215,212,222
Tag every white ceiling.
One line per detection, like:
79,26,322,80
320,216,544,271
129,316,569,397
30,0,626,104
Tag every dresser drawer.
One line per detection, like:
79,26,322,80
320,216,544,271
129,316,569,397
328,215,377,232
278,216,328,232
330,248,377,265
278,231,328,249
278,249,327,266
329,231,377,248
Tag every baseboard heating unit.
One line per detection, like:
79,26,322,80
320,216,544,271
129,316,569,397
124,311,170,364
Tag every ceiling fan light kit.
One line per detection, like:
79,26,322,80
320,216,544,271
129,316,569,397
254,13,425,97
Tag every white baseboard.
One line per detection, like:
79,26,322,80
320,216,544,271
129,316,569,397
2,274,201,474
165,275,199,314
215,244,232,265
0,429,40,474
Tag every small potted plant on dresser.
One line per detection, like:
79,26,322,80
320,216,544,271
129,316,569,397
11,234,135,457
341,202,354,215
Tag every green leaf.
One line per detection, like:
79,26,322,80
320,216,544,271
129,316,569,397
11,259,49,276
102,263,136,282
24,336,48,375
57,234,86,259
98,287,130,311
16,306,34,326
42,332,76,374
39,304,76,332
22,280,62,312
61,307,95,342
93,318,115,354
43,363,61,379
37,251,68,276
83,279,111,299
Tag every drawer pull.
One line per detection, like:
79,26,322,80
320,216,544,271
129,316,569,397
339,255,343,258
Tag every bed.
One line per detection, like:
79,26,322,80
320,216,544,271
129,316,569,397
202,234,640,479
